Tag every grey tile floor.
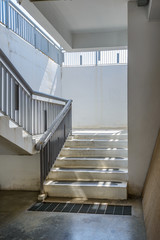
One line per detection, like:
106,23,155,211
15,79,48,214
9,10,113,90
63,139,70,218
0,191,146,240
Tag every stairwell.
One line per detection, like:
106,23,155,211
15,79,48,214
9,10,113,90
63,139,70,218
44,129,128,200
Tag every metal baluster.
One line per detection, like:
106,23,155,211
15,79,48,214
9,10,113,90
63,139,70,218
7,71,11,117
37,100,41,134
28,95,32,134
32,99,35,135
2,66,6,114
40,149,44,193
40,101,44,134
34,99,38,135
10,77,15,121
25,94,29,132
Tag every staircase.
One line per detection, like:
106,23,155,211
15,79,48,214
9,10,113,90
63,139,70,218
44,129,128,200
0,49,71,191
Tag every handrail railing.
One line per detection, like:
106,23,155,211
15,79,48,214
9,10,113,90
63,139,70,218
63,49,128,67
36,99,72,192
0,0,63,65
36,99,72,151
0,49,72,194
0,49,69,135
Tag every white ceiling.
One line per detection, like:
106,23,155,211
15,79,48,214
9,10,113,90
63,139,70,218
21,0,129,50
21,0,160,50
34,0,128,33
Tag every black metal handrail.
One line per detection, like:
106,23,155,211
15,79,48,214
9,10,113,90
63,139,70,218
36,99,72,192
36,100,72,151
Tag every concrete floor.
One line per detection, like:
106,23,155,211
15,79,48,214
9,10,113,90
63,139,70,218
0,191,146,240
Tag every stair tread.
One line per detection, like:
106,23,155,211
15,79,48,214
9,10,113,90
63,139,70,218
44,180,127,188
72,133,128,136
62,147,128,150
57,157,128,160
66,139,128,142
51,168,128,173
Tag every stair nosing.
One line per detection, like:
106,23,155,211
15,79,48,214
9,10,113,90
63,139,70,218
50,168,128,173
44,180,127,188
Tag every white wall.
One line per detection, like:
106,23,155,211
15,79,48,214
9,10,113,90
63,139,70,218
128,2,160,196
62,65,127,128
0,154,40,191
0,24,62,96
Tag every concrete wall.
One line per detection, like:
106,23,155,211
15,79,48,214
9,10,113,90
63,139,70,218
0,154,40,191
142,129,160,240
62,65,127,129
0,24,62,96
128,2,160,196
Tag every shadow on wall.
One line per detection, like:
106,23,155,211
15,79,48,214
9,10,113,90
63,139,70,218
39,61,61,96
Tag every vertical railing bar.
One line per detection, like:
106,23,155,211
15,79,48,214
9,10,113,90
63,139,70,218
28,95,32,134
7,72,11,117
35,99,38,135
2,66,7,114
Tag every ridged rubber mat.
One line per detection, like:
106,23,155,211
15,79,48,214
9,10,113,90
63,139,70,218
28,202,132,215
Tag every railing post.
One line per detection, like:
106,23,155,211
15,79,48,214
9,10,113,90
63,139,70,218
40,149,44,194
5,0,9,28
117,53,120,64
80,55,82,65
95,51,98,66
29,95,32,135
44,110,47,131
34,26,37,49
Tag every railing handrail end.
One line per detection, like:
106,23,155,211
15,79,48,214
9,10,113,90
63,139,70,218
35,99,72,151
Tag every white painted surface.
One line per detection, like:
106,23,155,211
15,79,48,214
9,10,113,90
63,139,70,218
33,0,128,33
21,0,72,51
0,154,40,190
44,180,127,200
60,148,128,158
72,30,128,50
21,0,128,50
48,168,128,182
0,116,36,155
128,2,160,196
64,139,128,148
0,24,62,96
62,65,127,128
55,157,128,169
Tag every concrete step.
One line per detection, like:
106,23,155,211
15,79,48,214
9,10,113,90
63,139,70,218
65,139,128,148
48,168,128,181
69,133,128,141
55,157,128,169
44,180,127,200
60,148,128,158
